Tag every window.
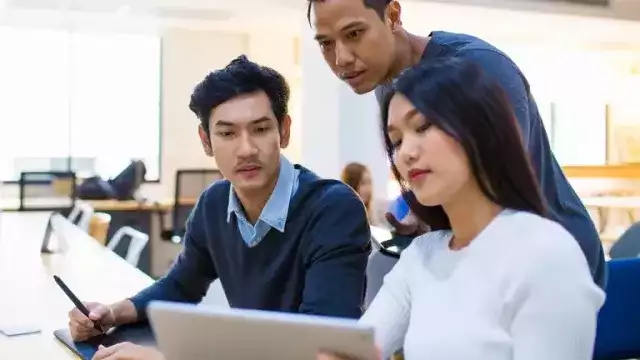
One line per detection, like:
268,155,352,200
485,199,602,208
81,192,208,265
551,102,607,166
0,26,161,182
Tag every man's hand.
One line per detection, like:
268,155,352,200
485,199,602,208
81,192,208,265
92,343,165,360
385,211,428,236
68,302,116,341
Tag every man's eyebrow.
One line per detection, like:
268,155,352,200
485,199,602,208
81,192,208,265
251,117,271,125
339,21,366,32
314,21,367,41
213,117,271,127
214,120,234,126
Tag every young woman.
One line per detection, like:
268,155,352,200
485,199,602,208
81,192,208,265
341,162,376,225
320,58,605,360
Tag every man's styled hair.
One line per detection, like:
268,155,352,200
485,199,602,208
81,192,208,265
189,54,290,135
306,0,392,23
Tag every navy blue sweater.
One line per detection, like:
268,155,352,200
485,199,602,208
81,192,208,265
130,166,371,319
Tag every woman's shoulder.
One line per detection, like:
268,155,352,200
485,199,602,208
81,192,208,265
500,210,592,277
402,230,452,257
502,210,577,250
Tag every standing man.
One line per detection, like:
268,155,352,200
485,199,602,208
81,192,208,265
68,55,371,360
307,0,606,288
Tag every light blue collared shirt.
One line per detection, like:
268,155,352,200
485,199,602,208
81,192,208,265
226,155,300,247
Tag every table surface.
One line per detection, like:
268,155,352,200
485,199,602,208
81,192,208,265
0,212,153,359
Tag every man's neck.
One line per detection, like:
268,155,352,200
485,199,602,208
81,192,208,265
235,174,279,225
384,30,430,83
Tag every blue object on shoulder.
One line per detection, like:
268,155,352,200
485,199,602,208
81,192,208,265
388,195,410,221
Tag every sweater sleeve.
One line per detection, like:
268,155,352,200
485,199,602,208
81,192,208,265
359,239,417,359
129,192,218,320
508,224,605,360
461,48,532,147
300,183,371,319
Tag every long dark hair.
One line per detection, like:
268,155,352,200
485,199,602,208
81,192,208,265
380,57,547,231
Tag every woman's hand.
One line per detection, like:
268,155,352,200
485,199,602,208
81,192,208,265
385,211,429,236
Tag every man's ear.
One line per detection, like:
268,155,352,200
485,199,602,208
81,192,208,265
279,115,292,149
198,124,213,157
386,1,402,31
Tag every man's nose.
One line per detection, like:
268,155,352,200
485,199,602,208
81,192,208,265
236,133,258,157
335,42,355,68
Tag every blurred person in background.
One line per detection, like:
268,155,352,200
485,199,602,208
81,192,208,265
341,162,380,225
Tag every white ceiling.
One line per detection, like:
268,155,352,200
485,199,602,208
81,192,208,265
1,0,639,43
4,0,639,21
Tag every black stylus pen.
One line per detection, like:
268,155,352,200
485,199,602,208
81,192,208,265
53,275,104,332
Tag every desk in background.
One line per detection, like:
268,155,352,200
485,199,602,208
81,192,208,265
0,198,197,279
0,212,153,359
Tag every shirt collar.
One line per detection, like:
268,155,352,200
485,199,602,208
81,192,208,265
226,155,296,232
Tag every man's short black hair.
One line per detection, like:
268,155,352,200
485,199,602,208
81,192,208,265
307,0,391,23
189,54,290,134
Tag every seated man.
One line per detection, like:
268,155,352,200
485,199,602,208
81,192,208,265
68,55,372,360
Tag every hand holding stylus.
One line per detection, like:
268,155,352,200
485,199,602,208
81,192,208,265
68,302,116,341
53,275,116,341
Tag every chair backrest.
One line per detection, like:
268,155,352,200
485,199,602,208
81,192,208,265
19,171,77,210
609,222,640,259
365,226,401,309
593,258,640,360
67,201,95,232
365,249,399,309
107,226,149,267
171,169,223,237
175,169,223,200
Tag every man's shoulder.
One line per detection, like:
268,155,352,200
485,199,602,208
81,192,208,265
430,30,497,54
430,31,515,69
297,176,360,203
313,179,362,204
292,177,367,219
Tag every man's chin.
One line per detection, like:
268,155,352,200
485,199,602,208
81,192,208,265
349,82,377,95
231,178,267,194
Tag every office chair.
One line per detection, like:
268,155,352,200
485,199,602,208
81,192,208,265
366,226,400,309
67,201,95,233
107,226,149,267
160,169,223,242
608,222,640,259
593,258,640,360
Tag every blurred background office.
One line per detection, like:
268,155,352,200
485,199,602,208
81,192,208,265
0,0,639,277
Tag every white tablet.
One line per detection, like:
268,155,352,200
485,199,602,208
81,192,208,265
147,301,376,360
